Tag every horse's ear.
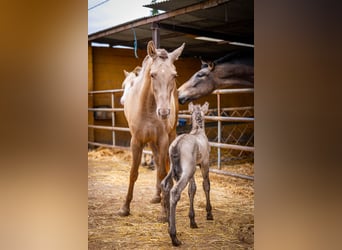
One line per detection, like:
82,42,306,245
147,40,157,59
208,62,215,71
124,70,129,77
133,66,141,76
201,102,209,114
188,102,194,113
170,43,185,62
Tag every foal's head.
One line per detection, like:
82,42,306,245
189,102,209,131
147,41,185,119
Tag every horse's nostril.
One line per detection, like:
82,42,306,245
178,97,186,105
158,109,170,119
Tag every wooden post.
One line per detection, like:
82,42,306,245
151,22,160,48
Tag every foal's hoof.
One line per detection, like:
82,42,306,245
207,213,214,220
158,214,168,223
190,222,198,228
171,237,182,247
150,195,161,204
117,207,130,217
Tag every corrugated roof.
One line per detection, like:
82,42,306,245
144,0,205,12
88,0,253,60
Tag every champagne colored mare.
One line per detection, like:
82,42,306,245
118,41,185,220
120,66,141,106
178,50,254,104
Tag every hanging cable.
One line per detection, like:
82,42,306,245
132,27,138,58
88,0,109,11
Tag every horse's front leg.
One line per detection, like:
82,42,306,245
150,135,169,204
118,137,143,216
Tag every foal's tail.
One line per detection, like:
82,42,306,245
161,170,173,193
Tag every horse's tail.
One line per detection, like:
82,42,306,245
170,139,183,182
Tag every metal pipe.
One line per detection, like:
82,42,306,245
88,108,124,112
88,89,123,94
88,125,130,132
178,114,254,123
209,168,254,181
111,93,116,146
217,91,221,169
178,106,254,114
88,141,130,151
212,88,254,94
209,142,254,152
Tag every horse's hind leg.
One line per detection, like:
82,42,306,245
188,177,198,228
201,162,213,220
118,137,143,216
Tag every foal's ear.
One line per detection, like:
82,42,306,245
188,102,194,113
147,40,157,59
170,43,185,62
201,102,209,114
124,70,129,77
208,62,215,71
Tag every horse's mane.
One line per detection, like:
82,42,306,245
201,49,254,68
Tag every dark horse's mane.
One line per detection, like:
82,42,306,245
201,49,254,68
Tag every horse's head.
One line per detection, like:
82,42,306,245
120,67,141,106
147,41,185,119
178,61,216,104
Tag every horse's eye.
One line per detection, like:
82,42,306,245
151,73,156,78
197,73,204,78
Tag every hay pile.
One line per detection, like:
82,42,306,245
88,148,254,249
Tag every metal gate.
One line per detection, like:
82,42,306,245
88,88,254,180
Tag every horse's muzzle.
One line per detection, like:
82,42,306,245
158,108,170,119
178,96,188,105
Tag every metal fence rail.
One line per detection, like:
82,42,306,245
88,88,254,180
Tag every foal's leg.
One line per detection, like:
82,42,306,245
200,162,213,220
188,177,198,228
118,137,143,216
169,178,188,246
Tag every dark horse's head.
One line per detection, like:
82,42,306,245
178,50,254,104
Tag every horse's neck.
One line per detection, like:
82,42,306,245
137,63,155,108
215,64,254,88
190,127,205,135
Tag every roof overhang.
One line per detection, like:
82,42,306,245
88,0,253,59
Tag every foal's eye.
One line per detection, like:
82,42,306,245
197,72,205,78
151,72,156,78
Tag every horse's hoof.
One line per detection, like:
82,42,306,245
117,207,130,217
171,237,182,247
150,196,161,204
207,213,214,220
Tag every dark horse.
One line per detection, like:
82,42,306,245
178,50,254,104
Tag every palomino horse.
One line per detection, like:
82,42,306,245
178,50,254,104
120,66,141,106
118,41,185,219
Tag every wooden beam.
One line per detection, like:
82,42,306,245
158,23,253,44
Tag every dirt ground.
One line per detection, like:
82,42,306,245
88,148,254,249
